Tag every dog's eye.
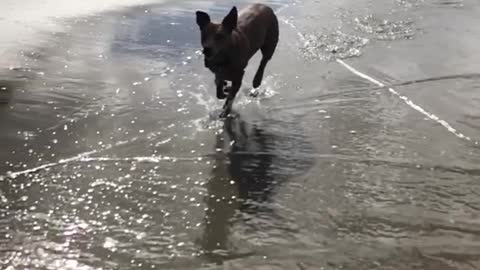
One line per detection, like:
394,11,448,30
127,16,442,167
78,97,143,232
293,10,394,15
214,33,225,40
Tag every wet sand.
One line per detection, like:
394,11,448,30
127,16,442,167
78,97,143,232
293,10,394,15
1,0,480,269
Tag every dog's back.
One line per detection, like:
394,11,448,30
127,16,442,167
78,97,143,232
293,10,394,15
237,4,279,59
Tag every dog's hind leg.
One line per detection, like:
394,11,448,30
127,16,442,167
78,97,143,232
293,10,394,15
252,57,270,89
252,45,277,88
253,20,279,89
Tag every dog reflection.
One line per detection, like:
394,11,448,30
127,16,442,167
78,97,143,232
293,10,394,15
226,116,277,212
201,113,277,263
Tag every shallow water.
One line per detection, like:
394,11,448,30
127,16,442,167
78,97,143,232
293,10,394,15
1,0,480,269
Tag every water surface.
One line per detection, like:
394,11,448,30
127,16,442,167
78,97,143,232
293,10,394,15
1,0,480,269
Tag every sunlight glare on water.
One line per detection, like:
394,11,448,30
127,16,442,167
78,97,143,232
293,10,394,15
2,0,480,269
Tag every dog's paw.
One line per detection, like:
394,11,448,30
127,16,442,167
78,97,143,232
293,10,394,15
249,89,260,98
219,100,233,119
219,110,229,119
223,86,232,96
216,92,227,99
253,76,262,89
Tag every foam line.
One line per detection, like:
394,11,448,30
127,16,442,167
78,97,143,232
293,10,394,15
3,153,202,179
336,59,472,142
6,150,98,179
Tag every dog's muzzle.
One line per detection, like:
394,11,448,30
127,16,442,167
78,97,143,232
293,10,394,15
204,58,218,72
203,47,213,58
204,52,228,73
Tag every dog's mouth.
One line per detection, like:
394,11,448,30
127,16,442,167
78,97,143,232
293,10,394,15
204,52,222,62
204,52,229,71
203,52,217,61
204,56,217,64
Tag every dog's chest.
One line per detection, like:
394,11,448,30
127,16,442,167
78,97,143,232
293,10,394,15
216,66,243,81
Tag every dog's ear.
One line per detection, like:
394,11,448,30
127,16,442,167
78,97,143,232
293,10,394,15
196,11,211,30
222,6,237,33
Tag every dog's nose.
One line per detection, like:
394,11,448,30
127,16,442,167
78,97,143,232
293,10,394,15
203,47,213,57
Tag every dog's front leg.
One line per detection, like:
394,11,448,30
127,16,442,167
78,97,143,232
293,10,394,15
215,74,227,100
220,76,242,118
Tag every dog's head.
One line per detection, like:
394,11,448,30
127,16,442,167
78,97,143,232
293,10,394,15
195,7,238,65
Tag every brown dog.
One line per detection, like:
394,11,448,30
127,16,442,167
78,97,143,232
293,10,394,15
195,4,279,117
